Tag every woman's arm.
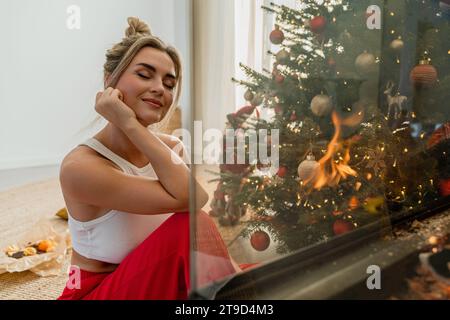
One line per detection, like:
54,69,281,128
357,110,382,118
121,118,191,204
60,88,208,215
156,133,210,209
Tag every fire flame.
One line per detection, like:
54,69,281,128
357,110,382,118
305,111,362,190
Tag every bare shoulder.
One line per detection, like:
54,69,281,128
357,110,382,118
61,145,119,172
59,146,120,195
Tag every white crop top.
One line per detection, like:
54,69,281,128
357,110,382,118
68,137,180,264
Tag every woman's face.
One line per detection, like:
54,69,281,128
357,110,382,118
114,47,177,127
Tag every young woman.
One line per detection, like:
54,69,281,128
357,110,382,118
57,17,240,300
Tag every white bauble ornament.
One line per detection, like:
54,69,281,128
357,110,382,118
310,94,333,117
298,154,320,181
389,39,404,52
355,52,377,75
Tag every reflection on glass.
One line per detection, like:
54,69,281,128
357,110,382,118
192,0,450,293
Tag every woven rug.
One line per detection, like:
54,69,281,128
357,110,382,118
0,178,70,300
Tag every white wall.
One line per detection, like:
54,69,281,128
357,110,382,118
0,0,192,170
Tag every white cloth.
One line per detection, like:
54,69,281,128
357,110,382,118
68,138,174,264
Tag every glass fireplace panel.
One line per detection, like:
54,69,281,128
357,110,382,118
190,0,450,297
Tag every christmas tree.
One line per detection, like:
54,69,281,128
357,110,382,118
208,0,450,254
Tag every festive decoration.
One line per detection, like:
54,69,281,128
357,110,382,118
440,1,450,15
363,197,385,214
427,123,450,149
274,73,285,84
274,104,283,115
290,111,297,121
333,220,354,236
250,230,271,251
310,16,327,34
297,154,319,182
389,39,404,51
384,81,408,120
310,94,333,117
348,196,360,210
410,60,438,88
270,25,285,45
355,52,377,75
227,105,257,128
277,166,288,178
327,57,337,69
251,93,264,107
213,0,447,255
276,49,290,64
244,89,254,102
439,179,450,197
338,29,353,44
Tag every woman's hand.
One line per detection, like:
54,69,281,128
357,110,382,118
95,87,137,131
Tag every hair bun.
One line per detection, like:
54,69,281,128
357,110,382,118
125,17,151,37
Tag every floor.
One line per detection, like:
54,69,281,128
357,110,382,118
0,165,60,193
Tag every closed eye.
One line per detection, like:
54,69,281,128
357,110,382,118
137,73,150,79
164,83,175,90
137,72,175,90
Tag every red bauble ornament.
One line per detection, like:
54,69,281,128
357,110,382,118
290,111,297,121
274,104,283,115
410,60,438,88
235,105,256,118
427,123,450,149
310,16,327,34
250,230,270,251
333,219,354,236
270,25,285,45
439,179,450,197
327,57,336,69
277,166,288,178
275,73,285,84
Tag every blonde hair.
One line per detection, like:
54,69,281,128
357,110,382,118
90,17,183,132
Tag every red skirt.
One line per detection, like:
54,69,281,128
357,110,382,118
57,211,240,300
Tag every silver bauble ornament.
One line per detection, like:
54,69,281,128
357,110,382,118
298,154,320,181
310,94,333,117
